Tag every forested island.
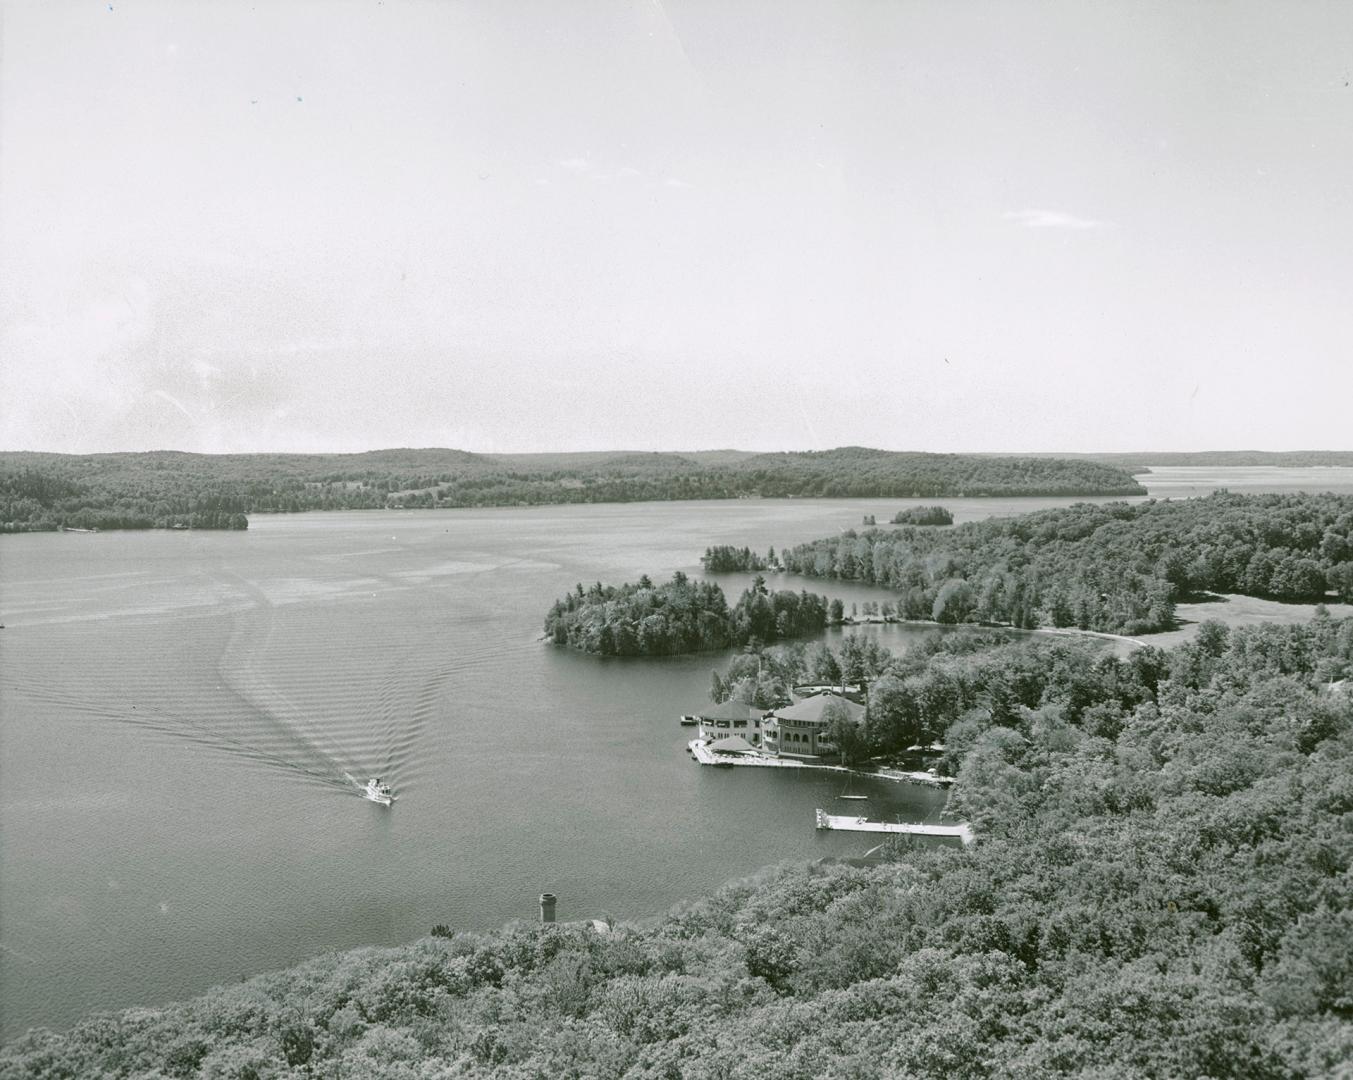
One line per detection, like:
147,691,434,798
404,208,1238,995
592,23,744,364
544,573,828,656
0,447,1144,532
778,492,1353,635
700,545,778,572
891,505,953,526
7,614,1350,1078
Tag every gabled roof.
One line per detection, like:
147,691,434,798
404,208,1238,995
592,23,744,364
708,735,757,754
771,692,865,725
698,700,763,722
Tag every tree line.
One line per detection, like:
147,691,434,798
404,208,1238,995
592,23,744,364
8,613,1350,1078
544,573,829,657
699,545,780,572
778,492,1353,634
0,447,1144,532
0,468,249,532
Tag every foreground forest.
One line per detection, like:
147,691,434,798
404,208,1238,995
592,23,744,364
5,615,1350,1078
780,492,1353,635
0,448,1144,532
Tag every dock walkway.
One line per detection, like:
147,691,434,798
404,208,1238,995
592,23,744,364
815,808,974,846
689,739,842,771
687,740,952,787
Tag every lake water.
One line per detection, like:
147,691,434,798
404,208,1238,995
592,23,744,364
4,466,1353,1037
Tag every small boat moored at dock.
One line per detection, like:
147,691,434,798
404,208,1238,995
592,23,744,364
837,775,869,800
679,714,699,726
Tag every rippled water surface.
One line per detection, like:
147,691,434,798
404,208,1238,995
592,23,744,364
4,467,1352,1035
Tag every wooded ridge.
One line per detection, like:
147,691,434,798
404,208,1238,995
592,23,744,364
0,447,1144,532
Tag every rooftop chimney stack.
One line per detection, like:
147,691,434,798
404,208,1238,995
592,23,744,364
539,893,557,924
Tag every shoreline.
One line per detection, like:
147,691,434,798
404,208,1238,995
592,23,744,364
834,614,1146,650
538,617,1147,654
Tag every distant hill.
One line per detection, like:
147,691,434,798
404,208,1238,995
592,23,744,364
0,447,1144,532
484,450,705,471
720,447,1142,497
1010,450,1353,471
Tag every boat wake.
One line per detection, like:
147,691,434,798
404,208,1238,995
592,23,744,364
202,569,441,798
4,569,443,802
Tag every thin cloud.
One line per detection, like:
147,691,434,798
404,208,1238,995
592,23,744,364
1005,209,1109,230
557,158,646,184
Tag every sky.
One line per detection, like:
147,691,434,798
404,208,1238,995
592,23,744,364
1,0,1351,455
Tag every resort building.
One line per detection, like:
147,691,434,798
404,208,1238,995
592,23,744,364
762,692,865,760
696,700,765,746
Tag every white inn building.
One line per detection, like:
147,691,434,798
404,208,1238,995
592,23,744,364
762,692,865,760
696,700,765,746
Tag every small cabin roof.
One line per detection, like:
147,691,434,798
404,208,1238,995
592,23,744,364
698,700,763,722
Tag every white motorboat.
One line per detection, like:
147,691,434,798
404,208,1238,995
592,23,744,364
363,777,395,805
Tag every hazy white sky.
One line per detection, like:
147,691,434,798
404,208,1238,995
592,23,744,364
2,0,1350,454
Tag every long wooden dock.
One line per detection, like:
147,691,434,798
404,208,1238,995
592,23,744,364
815,808,974,846
687,740,952,787
690,740,845,771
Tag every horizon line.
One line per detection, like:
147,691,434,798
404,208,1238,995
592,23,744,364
2,446,1351,458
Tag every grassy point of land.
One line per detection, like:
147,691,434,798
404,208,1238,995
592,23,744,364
1144,593,1353,649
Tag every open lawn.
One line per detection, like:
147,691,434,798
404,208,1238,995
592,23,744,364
1144,592,1353,648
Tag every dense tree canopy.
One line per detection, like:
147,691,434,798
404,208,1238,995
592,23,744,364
544,573,829,657
890,505,953,526
7,615,1351,1078
719,448,1145,499
700,545,775,572
0,448,1144,532
780,492,1353,634
0,466,249,531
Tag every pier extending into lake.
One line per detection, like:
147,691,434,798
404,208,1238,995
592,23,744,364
687,739,953,787
815,808,974,846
